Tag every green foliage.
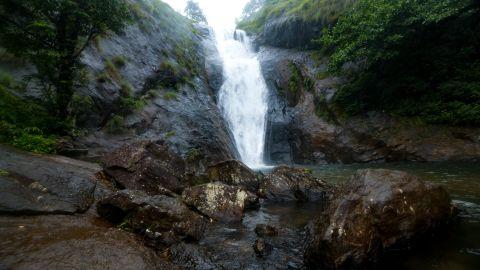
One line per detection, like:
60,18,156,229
324,0,480,126
112,55,128,68
185,0,207,23
105,114,125,134
0,0,131,119
0,84,59,153
281,62,314,106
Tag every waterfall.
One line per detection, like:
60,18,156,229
216,30,269,169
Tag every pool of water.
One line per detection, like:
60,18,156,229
203,162,480,269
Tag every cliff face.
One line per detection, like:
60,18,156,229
259,46,480,164
1,0,237,165
256,16,323,49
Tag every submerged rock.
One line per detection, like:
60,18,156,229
182,182,260,223
102,141,186,195
166,243,219,270
304,169,455,269
259,165,330,202
97,190,206,248
206,160,259,192
0,145,102,215
255,224,279,237
253,238,273,258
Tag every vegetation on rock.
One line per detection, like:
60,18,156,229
0,0,131,120
240,0,480,126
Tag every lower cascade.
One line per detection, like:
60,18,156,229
216,29,269,169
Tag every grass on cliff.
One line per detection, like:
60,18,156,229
238,0,356,34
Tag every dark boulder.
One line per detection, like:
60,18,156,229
0,145,102,215
255,224,278,237
206,160,259,192
102,140,186,195
259,165,330,202
182,182,260,223
304,169,456,269
97,190,206,247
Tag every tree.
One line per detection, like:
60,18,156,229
185,0,207,23
0,0,131,121
240,0,265,20
322,0,480,125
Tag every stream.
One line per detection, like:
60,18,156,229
199,162,480,269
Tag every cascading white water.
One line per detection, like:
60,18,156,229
216,30,269,169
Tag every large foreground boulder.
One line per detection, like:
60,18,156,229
97,190,206,247
0,215,173,270
304,169,455,269
259,166,330,202
0,145,102,214
206,160,259,192
102,141,186,195
182,182,259,223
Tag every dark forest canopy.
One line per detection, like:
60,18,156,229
239,0,480,126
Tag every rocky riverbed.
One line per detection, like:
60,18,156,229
1,142,474,270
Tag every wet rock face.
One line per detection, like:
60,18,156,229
258,46,480,165
102,140,186,195
206,160,259,192
257,16,323,49
304,169,455,269
182,182,260,223
0,145,102,214
259,166,330,202
97,190,207,248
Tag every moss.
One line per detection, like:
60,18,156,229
119,80,133,97
163,91,177,100
93,36,104,53
96,72,111,84
105,114,125,134
186,148,203,163
0,70,15,88
165,130,176,139
105,60,121,82
146,89,158,98
0,169,8,176
112,55,128,68
316,71,330,80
